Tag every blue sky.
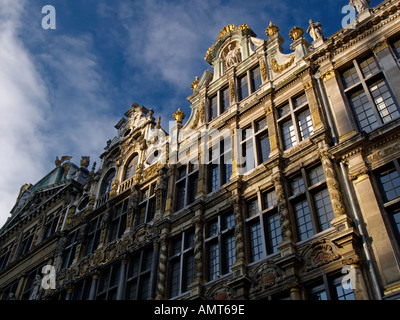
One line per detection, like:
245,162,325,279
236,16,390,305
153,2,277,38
0,0,381,227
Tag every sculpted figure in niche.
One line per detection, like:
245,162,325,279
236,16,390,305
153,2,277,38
224,43,241,69
307,19,323,42
350,0,370,13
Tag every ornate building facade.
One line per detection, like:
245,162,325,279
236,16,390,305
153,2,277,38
1,0,400,300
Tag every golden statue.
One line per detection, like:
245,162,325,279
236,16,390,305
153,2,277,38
55,156,72,167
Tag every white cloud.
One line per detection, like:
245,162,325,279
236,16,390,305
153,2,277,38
0,1,118,228
0,0,51,227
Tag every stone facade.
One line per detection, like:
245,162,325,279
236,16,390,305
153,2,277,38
1,0,400,300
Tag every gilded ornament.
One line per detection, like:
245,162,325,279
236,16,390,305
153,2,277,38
372,41,388,54
191,76,199,92
269,55,295,72
55,155,72,167
218,24,235,40
80,156,90,169
321,67,336,82
289,26,304,41
265,21,279,38
259,59,267,81
173,108,185,125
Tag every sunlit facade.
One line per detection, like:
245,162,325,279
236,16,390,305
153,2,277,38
1,0,400,300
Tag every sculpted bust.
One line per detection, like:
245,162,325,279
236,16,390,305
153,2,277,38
307,19,323,42
350,0,370,13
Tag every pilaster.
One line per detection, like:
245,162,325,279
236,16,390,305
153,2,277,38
320,64,358,141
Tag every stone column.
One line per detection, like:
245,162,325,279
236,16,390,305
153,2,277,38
274,172,295,256
88,271,100,300
303,77,324,130
372,40,400,104
232,192,247,274
230,127,239,180
117,255,128,300
98,202,112,249
125,187,139,233
155,232,168,300
320,64,358,142
164,166,176,216
150,241,160,298
348,154,400,292
189,214,204,297
264,93,279,157
319,145,352,230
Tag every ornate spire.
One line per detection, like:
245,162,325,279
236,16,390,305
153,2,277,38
289,26,304,41
265,21,279,38
173,108,185,125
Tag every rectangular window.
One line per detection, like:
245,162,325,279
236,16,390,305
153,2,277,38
168,229,195,298
342,56,399,133
297,108,314,140
63,231,78,269
71,277,92,300
0,249,11,271
306,275,355,300
205,212,235,281
246,189,280,262
44,211,60,239
176,160,199,210
207,137,232,193
19,232,34,257
250,66,262,92
126,248,153,300
249,222,264,262
209,95,218,120
137,184,157,224
221,87,230,113
96,264,120,300
294,199,314,241
290,164,334,242
374,160,400,245
265,212,282,254
86,216,102,255
278,93,314,151
238,74,249,101
110,199,128,241
281,119,296,150
257,132,270,163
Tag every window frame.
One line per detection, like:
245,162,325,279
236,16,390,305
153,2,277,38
86,215,102,255
206,136,232,194
306,273,355,300
125,247,154,300
175,161,199,211
62,230,78,269
168,229,195,298
124,155,138,181
277,92,314,151
137,184,157,225
373,159,400,252
205,211,236,281
96,263,121,300
340,55,400,133
245,188,280,263
110,199,129,242
100,169,116,196
288,164,335,243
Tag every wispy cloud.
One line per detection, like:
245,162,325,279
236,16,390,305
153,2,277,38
0,0,118,226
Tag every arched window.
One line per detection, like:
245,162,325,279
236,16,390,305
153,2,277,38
100,169,115,196
124,155,138,181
